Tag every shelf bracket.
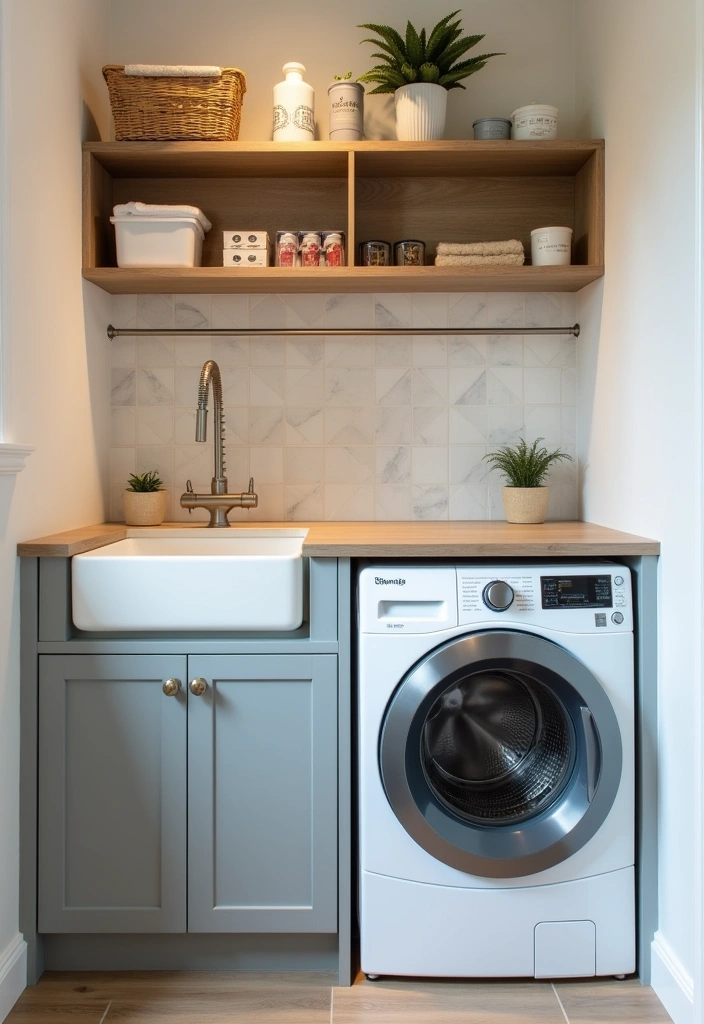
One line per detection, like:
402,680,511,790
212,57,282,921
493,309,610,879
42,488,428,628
106,323,580,339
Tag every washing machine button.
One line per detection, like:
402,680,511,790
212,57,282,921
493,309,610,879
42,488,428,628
482,580,515,612
614,575,625,586
611,612,624,624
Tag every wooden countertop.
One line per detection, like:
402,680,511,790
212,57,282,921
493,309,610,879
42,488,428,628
17,520,659,558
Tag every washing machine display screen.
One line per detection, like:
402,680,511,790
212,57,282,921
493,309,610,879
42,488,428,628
541,575,613,609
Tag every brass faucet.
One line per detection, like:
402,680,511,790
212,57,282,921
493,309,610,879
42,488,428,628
179,359,258,527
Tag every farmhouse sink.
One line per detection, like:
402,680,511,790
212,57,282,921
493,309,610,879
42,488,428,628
71,528,308,632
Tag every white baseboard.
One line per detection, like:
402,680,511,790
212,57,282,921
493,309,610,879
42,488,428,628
0,934,26,1023
651,933,694,1024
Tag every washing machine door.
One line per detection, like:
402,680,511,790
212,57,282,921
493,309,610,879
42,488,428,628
379,630,622,878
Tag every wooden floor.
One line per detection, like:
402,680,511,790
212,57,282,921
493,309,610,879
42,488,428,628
6,971,673,1023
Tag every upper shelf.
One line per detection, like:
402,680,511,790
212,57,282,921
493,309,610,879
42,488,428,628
83,139,604,295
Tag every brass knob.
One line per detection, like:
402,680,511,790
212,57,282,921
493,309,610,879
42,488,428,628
162,678,181,697
190,677,207,696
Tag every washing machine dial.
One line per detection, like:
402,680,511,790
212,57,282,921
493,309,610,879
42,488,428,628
482,580,515,612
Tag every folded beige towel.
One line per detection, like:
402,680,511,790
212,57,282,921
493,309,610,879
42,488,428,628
436,239,524,256
124,64,222,77
435,253,525,266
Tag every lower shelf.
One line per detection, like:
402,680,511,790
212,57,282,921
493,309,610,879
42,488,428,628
83,264,605,295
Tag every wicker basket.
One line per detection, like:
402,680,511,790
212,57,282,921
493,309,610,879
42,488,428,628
103,65,246,141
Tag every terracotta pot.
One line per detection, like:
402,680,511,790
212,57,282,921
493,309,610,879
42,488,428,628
502,486,549,524
394,82,447,141
123,489,167,526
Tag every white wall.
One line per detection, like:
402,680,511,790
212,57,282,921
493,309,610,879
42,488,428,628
0,0,111,1017
575,2,701,1021
109,0,576,141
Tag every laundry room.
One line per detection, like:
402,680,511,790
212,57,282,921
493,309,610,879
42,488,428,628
0,1,700,1023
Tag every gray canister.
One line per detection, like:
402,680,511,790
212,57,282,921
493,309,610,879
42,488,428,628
472,117,511,140
328,81,364,140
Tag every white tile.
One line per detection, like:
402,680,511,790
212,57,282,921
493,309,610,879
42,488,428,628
222,367,249,406
412,337,447,366
137,407,173,445
250,368,284,406
562,368,576,405
250,294,286,328
375,294,411,328
412,485,449,520
284,294,325,328
325,484,374,521
376,336,412,366
325,446,374,484
284,483,324,520
525,292,571,328
172,446,208,491
111,368,136,406
449,368,486,406
376,446,411,484
111,294,137,329
250,337,285,366
137,367,174,406
562,405,576,444
449,337,486,366
412,293,448,328
285,407,324,444
174,367,201,406
524,406,562,444
449,406,488,444
325,337,375,366
524,368,561,404
174,407,197,445
375,485,412,520
249,407,283,444
250,446,284,484
413,368,448,406
487,407,524,444
487,480,507,520
175,294,211,328
375,406,412,444
524,335,576,368
449,483,488,520
175,337,212,366
450,445,488,486
137,294,173,329
286,338,324,366
325,368,375,405
136,446,174,491
286,368,325,405
325,293,374,328
212,337,248,367
486,294,524,329
285,446,324,484
376,368,411,405
487,368,523,405
324,407,374,444
111,337,136,368
224,407,249,445
413,446,448,484
111,407,136,446
448,293,488,329
211,294,249,328
413,408,448,445
486,336,523,366
136,337,175,367
247,484,284,521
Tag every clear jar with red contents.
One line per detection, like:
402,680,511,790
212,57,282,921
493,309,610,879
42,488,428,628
299,231,323,267
322,231,345,267
276,231,299,267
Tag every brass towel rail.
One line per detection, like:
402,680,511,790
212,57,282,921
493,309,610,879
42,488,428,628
107,324,580,338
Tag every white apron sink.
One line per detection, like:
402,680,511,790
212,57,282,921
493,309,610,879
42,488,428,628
71,528,308,632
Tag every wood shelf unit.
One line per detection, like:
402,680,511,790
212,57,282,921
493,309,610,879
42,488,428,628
82,140,604,295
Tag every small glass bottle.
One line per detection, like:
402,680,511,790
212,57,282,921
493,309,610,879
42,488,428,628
300,231,322,267
276,231,299,268
323,231,344,267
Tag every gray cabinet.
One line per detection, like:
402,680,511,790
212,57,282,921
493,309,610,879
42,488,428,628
38,655,188,933
38,653,338,936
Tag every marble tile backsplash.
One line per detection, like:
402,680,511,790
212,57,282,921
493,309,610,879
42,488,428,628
109,292,578,522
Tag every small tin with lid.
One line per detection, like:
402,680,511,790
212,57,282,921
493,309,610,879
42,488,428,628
359,240,391,266
394,239,425,266
472,117,511,140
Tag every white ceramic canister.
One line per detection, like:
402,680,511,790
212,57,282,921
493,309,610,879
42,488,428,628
328,80,364,140
511,103,558,140
531,226,572,266
273,62,315,141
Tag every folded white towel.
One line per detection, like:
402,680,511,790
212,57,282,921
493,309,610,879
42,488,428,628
123,64,222,77
435,253,525,266
436,239,524,257
113,202,212,232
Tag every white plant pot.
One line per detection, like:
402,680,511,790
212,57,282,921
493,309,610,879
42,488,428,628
502,486,550,524
394,83,447,141
123,489,167,526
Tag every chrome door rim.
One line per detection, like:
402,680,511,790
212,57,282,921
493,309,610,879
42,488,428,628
379,630,623,878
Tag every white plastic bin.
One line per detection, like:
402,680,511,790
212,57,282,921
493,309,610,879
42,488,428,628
110,214,205,268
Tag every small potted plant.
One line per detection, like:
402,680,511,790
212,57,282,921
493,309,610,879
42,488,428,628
484,438,573,524
123,470,167,526
357,10,504,140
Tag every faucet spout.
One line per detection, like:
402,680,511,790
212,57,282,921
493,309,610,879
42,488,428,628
179,360,258,527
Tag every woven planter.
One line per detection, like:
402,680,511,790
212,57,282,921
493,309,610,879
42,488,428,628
123,490,167,526
502,486,549,524
103,65,246,141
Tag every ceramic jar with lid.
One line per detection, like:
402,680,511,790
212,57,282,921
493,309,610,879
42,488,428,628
273,63,315,141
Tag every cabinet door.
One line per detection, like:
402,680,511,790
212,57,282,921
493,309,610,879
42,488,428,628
38,655,187,933
188,655,337,933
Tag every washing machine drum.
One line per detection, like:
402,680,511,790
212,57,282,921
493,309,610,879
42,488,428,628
380,630,623,878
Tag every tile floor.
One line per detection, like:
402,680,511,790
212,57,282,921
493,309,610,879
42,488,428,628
5,971,673,1023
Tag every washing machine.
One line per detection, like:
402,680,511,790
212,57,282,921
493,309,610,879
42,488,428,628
358,563,634,980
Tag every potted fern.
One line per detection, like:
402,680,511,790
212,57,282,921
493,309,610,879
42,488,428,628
123,470,167,526
484,439,573,524
357,10,503,140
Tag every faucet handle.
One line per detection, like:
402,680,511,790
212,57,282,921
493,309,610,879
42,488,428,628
185,478,194,514
248,477,255,494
